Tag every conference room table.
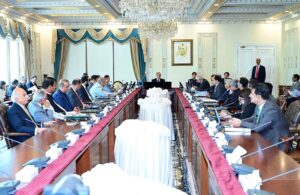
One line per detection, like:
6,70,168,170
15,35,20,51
0,88,141,194
174,89,300,195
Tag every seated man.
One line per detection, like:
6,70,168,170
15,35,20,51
151,72,165,83
210,74,226,100
265,82,276,103
223,80,240,109
67,79,84,108
7,87,47,143
18,76,29,94
218,78,232,103
90,77,115,99
6,79,18,98
193,75,210,91
78,75,93,102
88,75,100,91
53,79,79,112
28,90,54,123
187,72,197,88
103,75,114,92
42,77,66,114
229,83,289,150
26,75,38,92
238,77,249,91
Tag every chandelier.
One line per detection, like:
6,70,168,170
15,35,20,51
138,20,177,39
119,0,189,39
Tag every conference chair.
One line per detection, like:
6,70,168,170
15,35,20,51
0,104,30,149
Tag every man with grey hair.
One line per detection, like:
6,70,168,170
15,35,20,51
53,79,80,112
194,75,210,91
90,77,115,99
18,75,29,94
28,90,54,123
223,79,240,109
7,87,47,143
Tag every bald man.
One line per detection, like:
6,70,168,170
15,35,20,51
7,87,47,143
251,58,266,83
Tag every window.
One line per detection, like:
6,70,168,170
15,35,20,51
0,37,25,83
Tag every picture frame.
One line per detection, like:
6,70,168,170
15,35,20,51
171,39,193,66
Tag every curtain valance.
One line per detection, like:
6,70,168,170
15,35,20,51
0,16,28,41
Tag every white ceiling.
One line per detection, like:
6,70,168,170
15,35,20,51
1,0,300,26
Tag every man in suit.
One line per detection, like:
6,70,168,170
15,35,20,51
42,77,66,114
90,77,115,99
67,79,85,108
210,75,226,100
78,75,93,102
229,83,289,150
103,75,114,92
251,58,266,83
18,76,29,94
53,79,80,112
28,90,54,124
6,79,18,98
223,80,240,109
151,72,165,83
26,75,38,92
290,74,300,91
88,75,100,91
187,72,197,88
194,75,210,91
7,87,47,143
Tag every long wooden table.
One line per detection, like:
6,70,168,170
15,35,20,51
174,89,300,195
0,89,140,194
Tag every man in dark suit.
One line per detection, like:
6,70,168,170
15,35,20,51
53,79,79,112
7,87,47,143
88,75,100,91
229,83,289,150
6,79,18,98
67,79,84,108
26,75,38,90
151,72,165,83
78,75,93,102
251,58,266,83
194,75,210,91
42,77,66,114
18,76,29,94
223,80,240,109
187,72,197,88
210,75,226,100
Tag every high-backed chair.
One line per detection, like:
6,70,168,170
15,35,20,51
284,100,300,161
0,104,30,149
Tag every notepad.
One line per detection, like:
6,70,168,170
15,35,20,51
225,127,251,135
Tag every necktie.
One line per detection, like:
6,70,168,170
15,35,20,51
157,79,160,83
73,88,84,105
23,106,38,127
255,66,259,79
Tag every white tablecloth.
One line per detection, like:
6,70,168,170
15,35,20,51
138,97,174,140
114,120,173,186
82,163,186,195
147,87,170,99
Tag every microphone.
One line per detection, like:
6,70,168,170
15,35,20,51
0,136,49,168
0,169,20,195
247,166,300,195
241,134,298,159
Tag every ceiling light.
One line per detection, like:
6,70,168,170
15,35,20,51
285,11,289,13
103,12,108,15
202,18,207,21
292,14,298,18
208,11,212,14
214,3,219,6
20,16,26,20
9,5,13,8
95,4,100,7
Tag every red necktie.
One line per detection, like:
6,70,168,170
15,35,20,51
255,66,259,79
74,89,84,105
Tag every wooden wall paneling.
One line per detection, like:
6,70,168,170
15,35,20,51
108,121,115,162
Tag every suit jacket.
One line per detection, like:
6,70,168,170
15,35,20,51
211,83,226,100
151,78,165,83
18,83,29,94
187,79,197,88
28,101,54,123
195,79,210,91
87,82,94,92
78,84,92,102
7,103,35,142
251,65,266,83
53,89,74,112
6,86,15,98
26,81,38,89
291,81,300,91
67,88,83,108
224,89,240,108
241,100,289,148
46,93,66,114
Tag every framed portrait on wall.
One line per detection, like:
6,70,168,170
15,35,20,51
171,39,193,66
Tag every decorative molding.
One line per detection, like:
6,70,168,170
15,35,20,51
217,6,282,14
12,1,90,8
224,0,298,5
33,8,99,15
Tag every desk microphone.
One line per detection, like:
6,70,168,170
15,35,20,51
0,136,49,169
241,134,298,159
0,170,20,195
247,166,300,195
